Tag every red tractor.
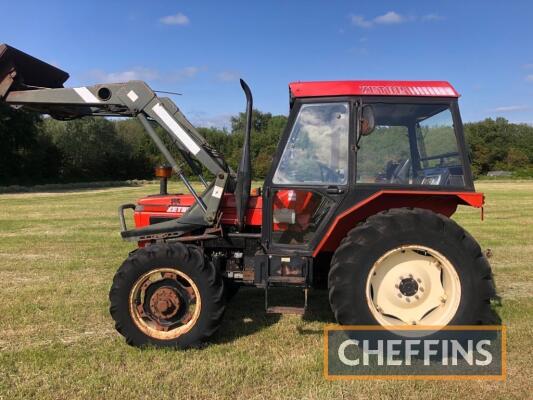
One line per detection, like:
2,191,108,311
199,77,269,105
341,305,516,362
0,44,498,348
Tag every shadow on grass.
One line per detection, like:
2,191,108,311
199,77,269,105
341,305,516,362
299,288,336,336
214,287,280,345
214,287,335,344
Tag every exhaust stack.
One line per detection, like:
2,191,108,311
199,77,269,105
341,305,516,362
235,79,253,231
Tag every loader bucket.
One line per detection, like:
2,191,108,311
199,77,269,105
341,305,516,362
0,44,69,99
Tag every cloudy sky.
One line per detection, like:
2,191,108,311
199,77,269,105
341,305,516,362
2,1,532,127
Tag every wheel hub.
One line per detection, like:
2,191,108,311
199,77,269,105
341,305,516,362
129,268,201,340
149,286,181,319
399,277,419,297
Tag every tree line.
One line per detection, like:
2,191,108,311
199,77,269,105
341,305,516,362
0,102,531,186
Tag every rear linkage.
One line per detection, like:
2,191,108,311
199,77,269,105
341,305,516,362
0,44,253,243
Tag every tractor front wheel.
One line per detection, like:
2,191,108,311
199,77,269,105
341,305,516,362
328,208,498,329
109,243,225,348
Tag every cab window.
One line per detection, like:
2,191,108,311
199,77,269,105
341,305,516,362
356,103,465,187
273,102,349,185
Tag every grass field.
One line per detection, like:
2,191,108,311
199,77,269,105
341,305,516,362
0,181,531,399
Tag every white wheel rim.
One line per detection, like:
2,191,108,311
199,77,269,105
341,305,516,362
365,245,461,327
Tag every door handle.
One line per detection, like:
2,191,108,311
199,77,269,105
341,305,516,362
326,186,344,194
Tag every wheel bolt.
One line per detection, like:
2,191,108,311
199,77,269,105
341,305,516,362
397,293,402,298
416,278,422,283
415,295,419,300
395,284,399,289
406,298,411,303
419,287,424,292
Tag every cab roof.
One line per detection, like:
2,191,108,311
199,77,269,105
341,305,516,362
289,80,459,98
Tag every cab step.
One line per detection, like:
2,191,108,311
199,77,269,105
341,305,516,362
266,276,305,285
264,284,308,316
266,306,305,315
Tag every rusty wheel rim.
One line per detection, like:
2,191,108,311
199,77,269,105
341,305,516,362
129,268,201,340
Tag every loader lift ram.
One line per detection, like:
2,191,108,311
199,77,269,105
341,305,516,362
0,44,498,348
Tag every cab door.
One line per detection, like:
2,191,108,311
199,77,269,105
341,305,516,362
262,100,353,253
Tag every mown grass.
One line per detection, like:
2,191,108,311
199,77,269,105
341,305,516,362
0,181,531,399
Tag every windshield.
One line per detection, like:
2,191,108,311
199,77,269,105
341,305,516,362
356,102,466,187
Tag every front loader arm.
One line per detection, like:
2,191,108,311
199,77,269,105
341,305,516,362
5,81,228,177
0,44,233,241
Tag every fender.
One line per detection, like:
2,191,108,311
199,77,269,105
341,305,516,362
313,190,484,256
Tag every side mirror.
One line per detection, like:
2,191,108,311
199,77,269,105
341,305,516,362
360,105,375,136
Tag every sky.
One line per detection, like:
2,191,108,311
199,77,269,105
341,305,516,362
2,1,532,128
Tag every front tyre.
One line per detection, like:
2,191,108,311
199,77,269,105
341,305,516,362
109,243,225,348
328,208,498,328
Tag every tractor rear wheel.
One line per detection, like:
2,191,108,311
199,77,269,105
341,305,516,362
109,243,225,348
328,208,498,329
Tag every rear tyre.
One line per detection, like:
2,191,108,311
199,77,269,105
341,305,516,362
328,208,498,328
109,243,225,348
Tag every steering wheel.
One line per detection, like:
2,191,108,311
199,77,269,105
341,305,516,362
389,159,411,184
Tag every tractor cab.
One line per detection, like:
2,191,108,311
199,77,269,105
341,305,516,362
260,81,474,252
280,80,470,189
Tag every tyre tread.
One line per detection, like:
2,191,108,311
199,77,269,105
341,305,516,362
329,207,499,325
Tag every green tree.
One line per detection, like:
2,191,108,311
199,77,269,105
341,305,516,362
50,117,130,181
506,148,529,169
0,104,62,185
7,107,532,185
464,118,533,176
228,109,287,177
